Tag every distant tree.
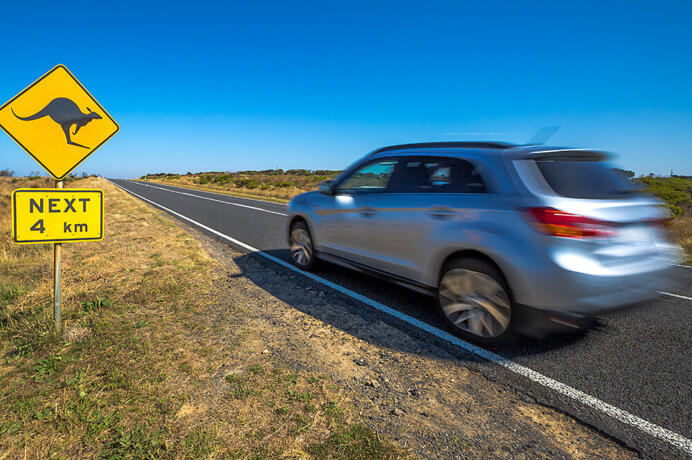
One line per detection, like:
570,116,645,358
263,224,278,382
612,168,635,179
82,172,89,178
0,169,14,177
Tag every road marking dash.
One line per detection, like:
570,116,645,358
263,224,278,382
110,180,692,455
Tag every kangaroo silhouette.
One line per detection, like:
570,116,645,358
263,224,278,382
12,97,102,149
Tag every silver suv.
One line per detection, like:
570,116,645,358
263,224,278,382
287,142,679,343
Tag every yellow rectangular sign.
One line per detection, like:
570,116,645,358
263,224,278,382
12,189,104,244
0,65,119,180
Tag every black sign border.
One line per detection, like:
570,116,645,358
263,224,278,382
0,64,120,180
12,188,104,244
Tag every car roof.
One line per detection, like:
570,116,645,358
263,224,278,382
367,142,611,161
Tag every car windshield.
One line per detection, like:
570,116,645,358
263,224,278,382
337,160,397,193
535,160,638,199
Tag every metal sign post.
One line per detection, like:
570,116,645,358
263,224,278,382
11,186,104,331
53,179,63,332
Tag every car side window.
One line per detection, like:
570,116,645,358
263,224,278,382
386,157,487,193
387,160,433,193
429,158,487,193
336,159,398,194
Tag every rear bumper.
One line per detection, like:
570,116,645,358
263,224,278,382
515,255,675,315
558,268,664,314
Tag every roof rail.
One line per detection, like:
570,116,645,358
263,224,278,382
368,141,516,156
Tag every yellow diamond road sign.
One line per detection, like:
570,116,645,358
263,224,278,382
12,189,104,244
0,65,119,180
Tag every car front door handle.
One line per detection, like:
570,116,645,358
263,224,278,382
360,207,378,217
428,206,456,219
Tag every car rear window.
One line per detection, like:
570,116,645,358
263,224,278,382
535,160,637,199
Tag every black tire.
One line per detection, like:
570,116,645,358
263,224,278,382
289,220,316,271
436,257,515,344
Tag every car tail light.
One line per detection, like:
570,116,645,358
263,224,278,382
526,207,617,239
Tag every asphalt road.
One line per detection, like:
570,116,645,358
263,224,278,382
111,179,692,456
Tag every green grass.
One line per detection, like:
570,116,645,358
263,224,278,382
32,355,63,381
0,283,25,307
322,400,343,423
249,364,263,374
306,424,404,459
80,297,113,312
101,425,169,458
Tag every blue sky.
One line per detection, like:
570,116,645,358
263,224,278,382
0,1,690,178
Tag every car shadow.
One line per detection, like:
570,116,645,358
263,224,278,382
231,249,591,362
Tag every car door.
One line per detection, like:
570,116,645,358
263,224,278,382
315,158,398,263
347,156,432,279
353,156,492,285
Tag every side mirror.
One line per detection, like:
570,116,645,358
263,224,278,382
318,180,335,195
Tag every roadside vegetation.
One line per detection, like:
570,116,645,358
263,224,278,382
142,171,692,264
141,170,341,203
0,177,404,458
634,175,691,264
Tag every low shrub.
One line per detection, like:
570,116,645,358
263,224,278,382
197,175,212,185
235,178,260,189
636,176,691,216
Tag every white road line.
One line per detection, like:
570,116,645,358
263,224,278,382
131,179,289,208
129,180,288,216
676,264,691,269
110,179,692,455
658,291,692,301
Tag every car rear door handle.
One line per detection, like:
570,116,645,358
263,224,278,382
360,207,378,217
428,206,456,218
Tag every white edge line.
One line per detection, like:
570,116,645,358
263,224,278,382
109,179,692,455
131,179,289,207
658,291,692,301
675,264,691,269
128,180,288,216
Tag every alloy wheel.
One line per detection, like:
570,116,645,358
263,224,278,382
439,268,511,338
290,226,313,267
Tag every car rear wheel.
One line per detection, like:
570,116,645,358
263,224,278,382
289,221,316,270
437,257,514,343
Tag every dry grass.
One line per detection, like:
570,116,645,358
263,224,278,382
670,216,692,264
141,171,340,203
0,177,403,458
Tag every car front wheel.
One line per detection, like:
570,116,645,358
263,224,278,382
289,221,316,270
